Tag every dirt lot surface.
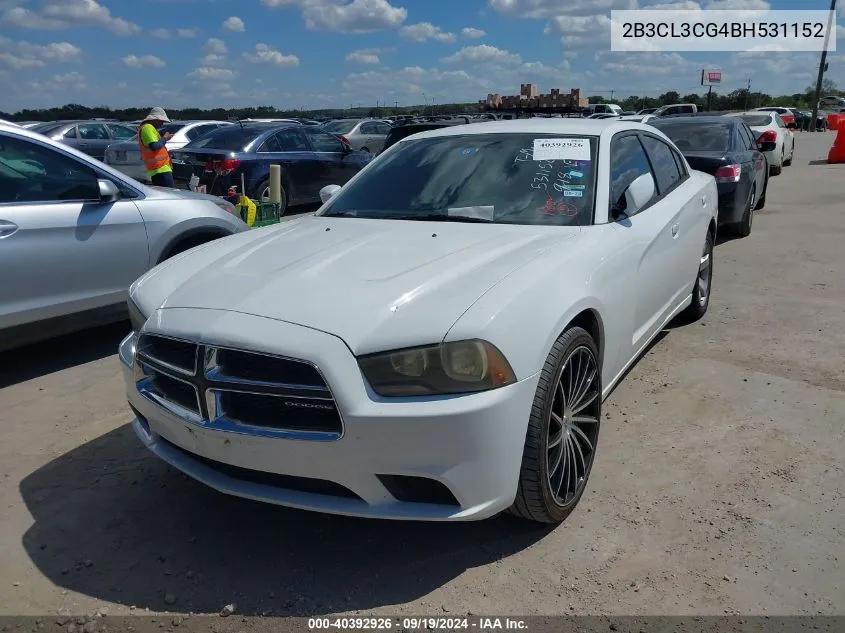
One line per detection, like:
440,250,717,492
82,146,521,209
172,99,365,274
0,132,843,622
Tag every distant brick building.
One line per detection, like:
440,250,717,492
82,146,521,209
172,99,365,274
480,85,587,110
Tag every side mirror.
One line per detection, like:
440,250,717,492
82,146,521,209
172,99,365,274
621,172,656,217
319,184,341,204
97,179,120,203
758,141,777,152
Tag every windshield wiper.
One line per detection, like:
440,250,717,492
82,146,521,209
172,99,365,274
390,213,494,223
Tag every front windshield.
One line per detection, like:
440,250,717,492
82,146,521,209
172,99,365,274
323,120,359,134
320,133,598,226
652,122,731,152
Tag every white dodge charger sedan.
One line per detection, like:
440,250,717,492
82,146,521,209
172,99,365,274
119,119,719,524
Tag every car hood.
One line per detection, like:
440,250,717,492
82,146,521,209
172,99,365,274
138,215,582,355
141,185,232,204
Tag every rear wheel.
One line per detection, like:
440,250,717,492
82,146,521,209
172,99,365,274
734,184,755,238
255,179,289,217
755,175,768,210
510,327,601,524
681,229,714,322
783,142,793,166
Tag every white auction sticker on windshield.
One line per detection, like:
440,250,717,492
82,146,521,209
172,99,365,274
533,138,590,162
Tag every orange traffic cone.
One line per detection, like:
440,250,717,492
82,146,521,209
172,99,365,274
828,123,845,163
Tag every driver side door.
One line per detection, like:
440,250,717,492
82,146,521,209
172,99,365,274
0,131,149,331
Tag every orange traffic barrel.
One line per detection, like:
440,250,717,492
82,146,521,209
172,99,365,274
827,113,840,130
827,121,845,163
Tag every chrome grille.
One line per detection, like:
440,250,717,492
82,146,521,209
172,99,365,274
134,333,343,440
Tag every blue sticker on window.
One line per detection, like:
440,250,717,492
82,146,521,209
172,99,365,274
562,189,583,197
460,148,478,157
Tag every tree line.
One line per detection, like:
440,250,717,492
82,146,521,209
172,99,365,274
3,80,842,123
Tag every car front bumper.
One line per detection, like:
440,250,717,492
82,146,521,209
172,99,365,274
119,308,540,521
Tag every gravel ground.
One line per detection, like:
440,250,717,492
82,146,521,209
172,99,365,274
0,132,842,620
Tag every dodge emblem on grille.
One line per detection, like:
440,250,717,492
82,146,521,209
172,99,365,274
285,401,334,411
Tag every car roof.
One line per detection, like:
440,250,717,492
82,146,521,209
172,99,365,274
650,116,733,125
401,118,653,142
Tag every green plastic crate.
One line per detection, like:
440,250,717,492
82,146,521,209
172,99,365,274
242,201,282,228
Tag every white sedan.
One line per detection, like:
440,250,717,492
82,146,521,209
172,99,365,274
104,120,231,182
119,119,718,524
724,111,795,176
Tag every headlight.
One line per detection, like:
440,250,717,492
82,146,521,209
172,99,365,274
358,339,517,397
128,296,148,333
213,199,238,217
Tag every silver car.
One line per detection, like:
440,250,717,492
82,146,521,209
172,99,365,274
0,122,248,351
28,120,137,161
322,119,391,154
104,120,231,182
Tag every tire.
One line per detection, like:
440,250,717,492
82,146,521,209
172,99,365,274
254,179,289,217
769,159,782,176
681,229,714,322
161,232,228,262
510,327,601,524
755,175,767,210
734,184,755,238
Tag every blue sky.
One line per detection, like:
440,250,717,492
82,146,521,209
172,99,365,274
1,0,843,112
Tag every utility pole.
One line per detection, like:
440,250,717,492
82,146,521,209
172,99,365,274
811,0,837,132
610,90,615,101
744,79,751,111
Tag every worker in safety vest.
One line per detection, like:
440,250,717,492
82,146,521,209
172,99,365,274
138,107,175,187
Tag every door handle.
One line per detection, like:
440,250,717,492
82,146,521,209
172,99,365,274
701,195,707,207
0,220,19,238
671,223,679,238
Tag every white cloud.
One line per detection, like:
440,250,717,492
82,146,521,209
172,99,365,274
461,27,486,39
346,49,381,64
488,0,636,18
441,44,521,65
0,36,82,69
39,0,141,35
149,26,199,39
27,70,87,92
122,54,166,68
200,53,226,65
399,22,456,43
264,0,407,34
545,14,612,49
187,66,235,80
222,16,245,32
243,43,300,67
1,7,67,29
202,38,227,55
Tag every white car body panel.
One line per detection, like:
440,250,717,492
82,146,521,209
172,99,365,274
121,118,718,521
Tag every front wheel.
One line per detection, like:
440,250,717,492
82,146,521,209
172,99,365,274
510,327,601,524
681,229,714,322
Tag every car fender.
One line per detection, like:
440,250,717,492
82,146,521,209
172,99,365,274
444,226,631,390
